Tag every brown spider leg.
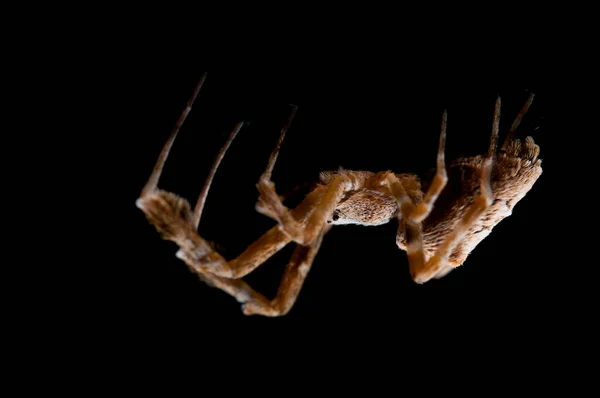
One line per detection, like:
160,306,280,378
137,76,249,277
387,98,500,283
256,107,351,245
501,93,534,152
258,173,349,246
278,181,315,202
186,185,329,279
188,266,274,311
136,84,330,280
139,181,329,314
137,75,332,316
228,185,328,277
164,187,330,316
178,219,330,317
387,176,422,275
241,224,331,317
140,73,207,198
409,110,448,223
255,106,302,228
192,121,244,230
413,96,501,283
139,172,328,272
386,111,447,279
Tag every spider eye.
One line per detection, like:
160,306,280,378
332,212,339,221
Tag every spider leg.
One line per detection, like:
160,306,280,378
386,110,448,280
188,266,274,311
242,225,331,316
140,73,207,198
139,186,328,316
387,98,501,283
409,110,448,223
137,73,246,278
255,107,351,245
136,75,335,315
412,96,501,283
501,93,534,151
138,178,328,275
137,107,327,304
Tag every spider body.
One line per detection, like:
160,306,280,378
322,142,541,268
414,145,542,271
137,74,542,316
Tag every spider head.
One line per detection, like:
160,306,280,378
327,209,343,224
327,189,398,226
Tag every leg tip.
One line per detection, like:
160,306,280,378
135,197,146,209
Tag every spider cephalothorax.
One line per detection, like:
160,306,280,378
137,73,541,316
321,170,423,226
329,188,398,226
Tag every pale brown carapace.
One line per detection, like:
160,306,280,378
137,74,542,316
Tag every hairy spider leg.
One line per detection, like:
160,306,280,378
136,74,334,316
386,109,447,280
140,73,207,198
241,224,331,316
501,93,535,151
387,97,502,283
255,107,352,245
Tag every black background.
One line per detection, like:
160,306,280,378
10,10,597,389
11,6,594,389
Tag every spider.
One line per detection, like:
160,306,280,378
136,73,542,317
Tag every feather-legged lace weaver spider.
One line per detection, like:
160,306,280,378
137,73,542,316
